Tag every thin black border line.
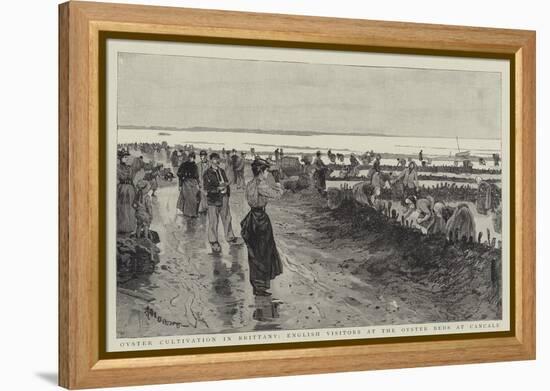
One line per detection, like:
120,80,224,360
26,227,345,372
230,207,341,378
98,30,516,360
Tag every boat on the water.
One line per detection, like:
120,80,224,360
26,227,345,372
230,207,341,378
158,132,170,136
454,136,470,158
455,150,471,158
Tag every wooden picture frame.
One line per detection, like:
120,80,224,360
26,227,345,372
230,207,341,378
59,1,535,389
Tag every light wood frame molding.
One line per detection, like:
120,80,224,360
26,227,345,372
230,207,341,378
59,1,535,388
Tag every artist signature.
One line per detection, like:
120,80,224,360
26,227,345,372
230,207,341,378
144,306,188,329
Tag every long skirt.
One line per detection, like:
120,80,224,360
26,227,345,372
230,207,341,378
313,171,326,192
241,208,283,290
446,203,476,241
427,215,446,235
476,185,493,215
117,184,136,233
177,179,199,217
198,189,208,213
150,177,159,193
225,162,235,185
352,182,374,207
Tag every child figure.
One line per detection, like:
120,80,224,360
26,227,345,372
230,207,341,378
148,164,161,197
133,180,153,239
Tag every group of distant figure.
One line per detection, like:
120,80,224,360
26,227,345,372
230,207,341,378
328,177,500,244
400,173,500,240
318,147,502,242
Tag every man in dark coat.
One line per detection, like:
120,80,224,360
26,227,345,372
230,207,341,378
203,153,242,252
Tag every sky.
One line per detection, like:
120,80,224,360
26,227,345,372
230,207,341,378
117,52,502,139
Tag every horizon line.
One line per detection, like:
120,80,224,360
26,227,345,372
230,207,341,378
117,124,501,141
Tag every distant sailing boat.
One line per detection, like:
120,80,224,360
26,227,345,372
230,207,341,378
454,136,470,158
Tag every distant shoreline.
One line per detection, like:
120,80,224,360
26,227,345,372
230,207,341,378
118,125,501,141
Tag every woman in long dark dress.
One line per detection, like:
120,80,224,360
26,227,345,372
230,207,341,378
117,149,137,234
176,151,200,217
241,159,284,296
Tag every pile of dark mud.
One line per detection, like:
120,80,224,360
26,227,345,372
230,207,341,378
116,236,161,283
333,202,501,321
280,191,502,322
282,174,311,193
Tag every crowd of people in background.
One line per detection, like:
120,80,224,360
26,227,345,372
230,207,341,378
310,147,501,242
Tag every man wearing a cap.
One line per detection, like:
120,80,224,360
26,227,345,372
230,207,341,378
203,152,241,252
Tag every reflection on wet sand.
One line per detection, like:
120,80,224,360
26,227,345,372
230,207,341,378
174,212,202,235
253,296,281,329
209,246,248,329
117,185,377,337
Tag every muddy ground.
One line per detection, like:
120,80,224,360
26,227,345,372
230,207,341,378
117,180,501,338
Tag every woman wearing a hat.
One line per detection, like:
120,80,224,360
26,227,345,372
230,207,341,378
116,149,137,234
176,151,200,218
240,158,284,296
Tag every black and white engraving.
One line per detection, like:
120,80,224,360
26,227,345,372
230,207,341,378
109,42,509,351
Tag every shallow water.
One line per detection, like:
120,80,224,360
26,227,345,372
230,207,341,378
118,128,501,161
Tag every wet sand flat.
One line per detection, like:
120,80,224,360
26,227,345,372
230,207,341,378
117,179,500,338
